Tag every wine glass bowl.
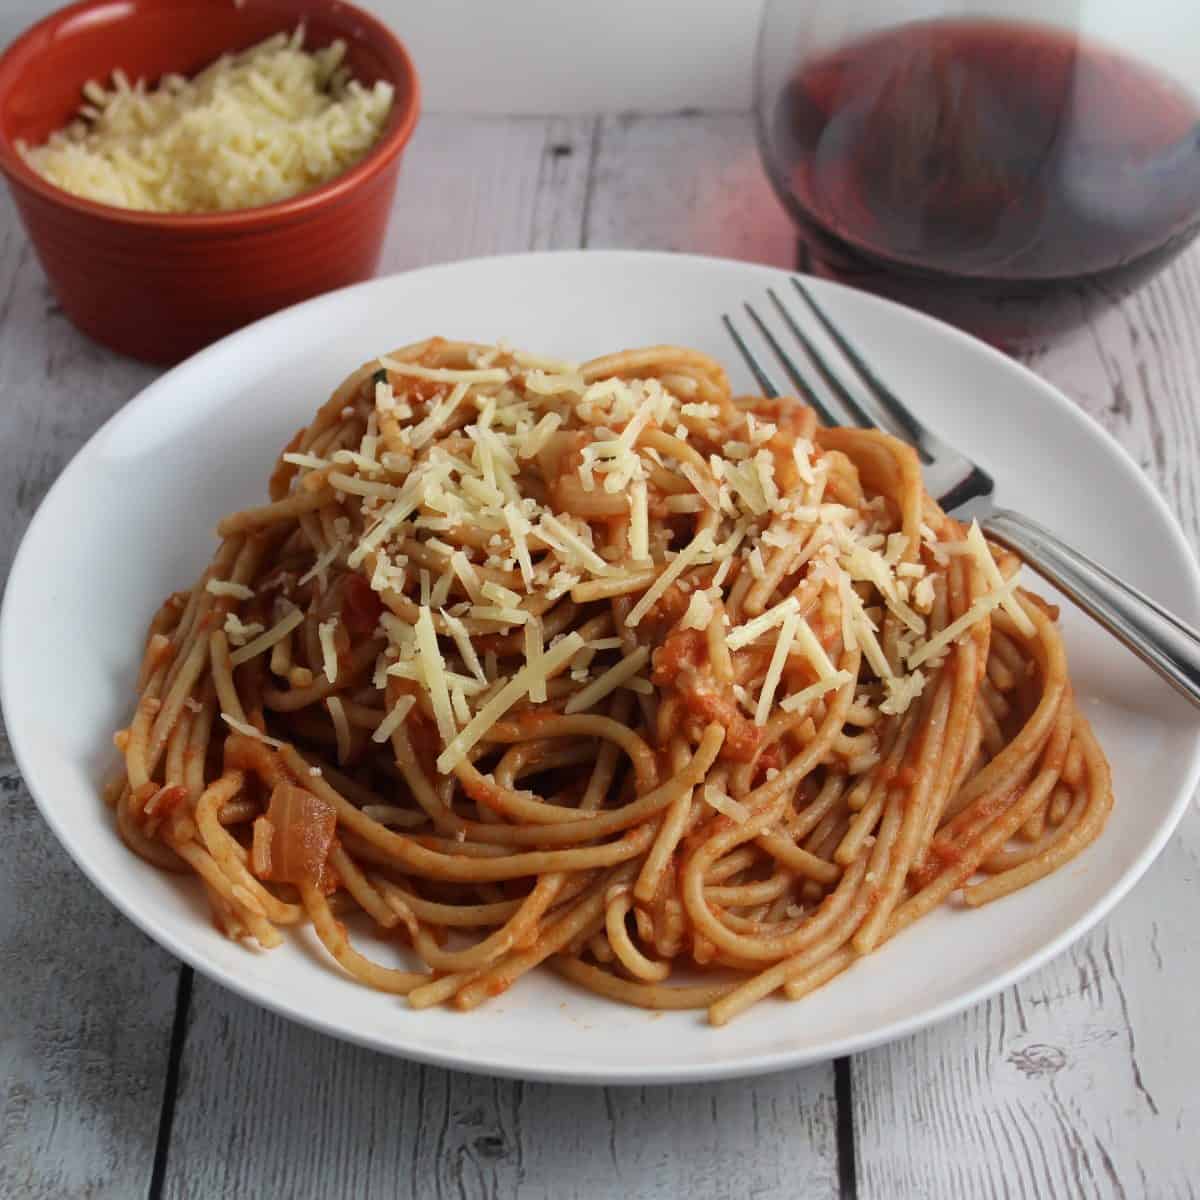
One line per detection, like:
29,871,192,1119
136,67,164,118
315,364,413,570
755,2,1200,349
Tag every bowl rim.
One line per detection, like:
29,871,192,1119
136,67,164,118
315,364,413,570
0,0,421,230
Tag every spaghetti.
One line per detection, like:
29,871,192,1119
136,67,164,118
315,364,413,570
108,339,1113,1024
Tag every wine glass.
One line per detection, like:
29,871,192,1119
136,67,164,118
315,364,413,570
755,0,1200,349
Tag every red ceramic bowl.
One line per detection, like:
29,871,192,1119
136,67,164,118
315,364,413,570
0,0,420,363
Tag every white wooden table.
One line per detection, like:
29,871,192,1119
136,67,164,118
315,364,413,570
2,112,1198,1200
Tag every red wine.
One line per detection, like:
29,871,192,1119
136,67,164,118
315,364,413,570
763,20,1200,347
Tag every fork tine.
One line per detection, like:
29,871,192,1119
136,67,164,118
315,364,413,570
790,276,932,455
764,288,877,430
720,313,781,399
740,303,842,428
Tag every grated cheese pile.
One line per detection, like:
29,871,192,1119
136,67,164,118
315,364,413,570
20,28,394,213
248,341,1027,775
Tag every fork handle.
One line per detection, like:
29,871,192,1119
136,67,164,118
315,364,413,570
983,508,1200,708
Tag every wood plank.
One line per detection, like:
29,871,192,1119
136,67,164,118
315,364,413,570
0,752,183,1200
379,115,595,271
585,112,796,265
0,206,159,561
0,187,181,1199
158,112,837,1200
853,244,1200,1200
165,1002,839,1200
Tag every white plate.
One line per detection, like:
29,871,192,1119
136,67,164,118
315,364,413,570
4,251,1199,1084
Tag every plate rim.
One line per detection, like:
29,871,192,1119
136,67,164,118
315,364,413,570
5,248,1199,1085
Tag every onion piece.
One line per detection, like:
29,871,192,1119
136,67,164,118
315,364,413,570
264,782,336,888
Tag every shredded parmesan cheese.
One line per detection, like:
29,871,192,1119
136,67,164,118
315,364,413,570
415,606,456,743
221,713,285,749
681,587,717,631
881,671,927,717
629,478,650,562
298,541,343,590
206,579,254,600
780,671,854,713
839,580,892,682
625,531,714,627
449,550,484,602
756,608,799,726
326,696,352,764
907,579,1020,670
793,616,838,680
441,609,486,683
518,412,563,458
222,613,264,647
539,514,610,575
436,632,585,773
524,622,546,704
318,618,339,684
23,29,394,214
409,381,470,450
726,595,800,651
372,694,416,744
564,646,650,715
965,520,1035,637
282,452,332,471
229,606,304,666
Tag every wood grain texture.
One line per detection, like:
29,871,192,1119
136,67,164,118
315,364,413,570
380,115,596,271
0,750,182,1200
584,113,795,264
165,1002,838,1200
160,110,841,1200
0,185,181,1199
6,107,1200,1200
853,245,1200,1200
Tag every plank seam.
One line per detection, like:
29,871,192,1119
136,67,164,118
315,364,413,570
147,966,194,1200
835,1056,858,1199
578,116,603,249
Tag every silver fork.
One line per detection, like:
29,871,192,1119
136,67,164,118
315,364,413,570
723,277,1200,709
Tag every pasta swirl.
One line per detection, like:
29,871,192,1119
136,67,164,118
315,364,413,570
108,339,1113,1024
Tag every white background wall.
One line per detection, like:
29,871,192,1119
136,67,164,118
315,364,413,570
3,0,1196,114
0,0,767,114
